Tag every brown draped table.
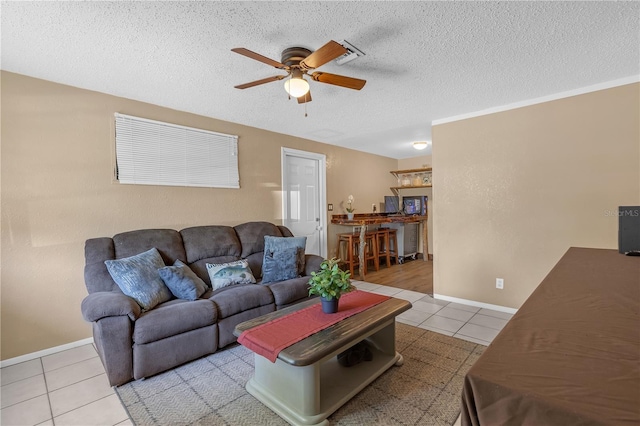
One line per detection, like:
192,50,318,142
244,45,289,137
331,214,428,278
462,247,640,426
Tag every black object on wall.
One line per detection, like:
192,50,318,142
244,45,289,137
618,206,640,254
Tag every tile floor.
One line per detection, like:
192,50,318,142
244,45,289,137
1,283,513,425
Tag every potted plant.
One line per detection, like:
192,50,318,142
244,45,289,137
308,258,355,313
345,195,355,220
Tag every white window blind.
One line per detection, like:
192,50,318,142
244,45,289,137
114,113,239,188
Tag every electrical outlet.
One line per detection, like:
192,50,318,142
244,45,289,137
328,204,333,211
496,278,504,289
372,203,377,212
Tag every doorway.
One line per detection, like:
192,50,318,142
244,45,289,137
281,148,327,257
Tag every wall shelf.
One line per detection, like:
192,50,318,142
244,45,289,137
389,167,432,195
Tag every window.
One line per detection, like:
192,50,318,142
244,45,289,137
114,113,239,188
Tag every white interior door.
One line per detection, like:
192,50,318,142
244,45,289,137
282,148,327,257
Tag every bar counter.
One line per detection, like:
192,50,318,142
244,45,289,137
331,213,427,225
331,213,428,278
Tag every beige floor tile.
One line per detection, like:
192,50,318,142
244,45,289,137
53,394,128,426
422,314,465,333
45,357,106,392
468,313,508,330
41,345,97,373
1,374,47,409
478,308,514,320
369,285,403,296
35,420,54,426
457,323,500,343
48,374,113,417
410,300,444,314
447,302,481,313
419,295,450,306
394,289,427,302
115,419,134,426
352,281,381,291
396,317,420,327
0,394,51,426
435,306,476,322
1,360,43,386
397,309,432,324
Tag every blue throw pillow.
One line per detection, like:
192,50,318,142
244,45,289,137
206,259,256,291
104,248,172,311
159,260,207,301
262,245,301,284
263,235,307,276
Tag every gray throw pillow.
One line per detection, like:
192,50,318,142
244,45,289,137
262,246,301,284
206,259,257,291
263,235,307,275
158,260,207,301
104,248,172,311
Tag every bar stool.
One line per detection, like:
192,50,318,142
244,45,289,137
337,233,360,277
377,228,399,267
364,230,380,272
336,232,378,277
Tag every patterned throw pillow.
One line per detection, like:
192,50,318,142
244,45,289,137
104,248,172,311
262,246,300,284
206,259,256,291
158,260,207,301
263,235,307,276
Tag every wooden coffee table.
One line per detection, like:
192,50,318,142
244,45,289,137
234,296,411,426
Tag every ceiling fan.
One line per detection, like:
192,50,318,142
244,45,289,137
231,40,366,104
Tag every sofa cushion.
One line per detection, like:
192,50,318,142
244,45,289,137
265,276,313,307
208,284,274,319
85,238,118,293
133,299,217,344
112,229,186,265
159,260,207,301
104,248,172,311
234,222,283,258
180,226,241,263
206,259,256,290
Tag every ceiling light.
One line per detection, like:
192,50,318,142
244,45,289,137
283,69,310,98
413,141,428,150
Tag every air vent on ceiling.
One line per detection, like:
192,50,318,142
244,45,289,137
335,40,365,65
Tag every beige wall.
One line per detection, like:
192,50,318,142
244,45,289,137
432,83,640,308
0,71,398,360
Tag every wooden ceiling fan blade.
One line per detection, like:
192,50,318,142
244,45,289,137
300,40,347,70
310,72,366,90
234,75,285,89
297,90,312,104
231,48,287,69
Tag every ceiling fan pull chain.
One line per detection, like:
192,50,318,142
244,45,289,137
305,101,308,118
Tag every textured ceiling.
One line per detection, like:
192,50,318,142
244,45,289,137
2,1,639,159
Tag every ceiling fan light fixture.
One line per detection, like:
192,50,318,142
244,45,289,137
284,69,310,98
284,77,310,98
413,141,429,150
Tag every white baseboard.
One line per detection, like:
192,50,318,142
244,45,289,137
1,337,95,368
433,294,518,314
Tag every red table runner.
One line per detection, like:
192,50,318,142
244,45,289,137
238,290,391,362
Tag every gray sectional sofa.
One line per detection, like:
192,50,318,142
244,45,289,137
81,221,323,386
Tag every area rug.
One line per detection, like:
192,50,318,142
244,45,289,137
115,323,485,426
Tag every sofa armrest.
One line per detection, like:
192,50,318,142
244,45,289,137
81,292,141,322
304,254,325,276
